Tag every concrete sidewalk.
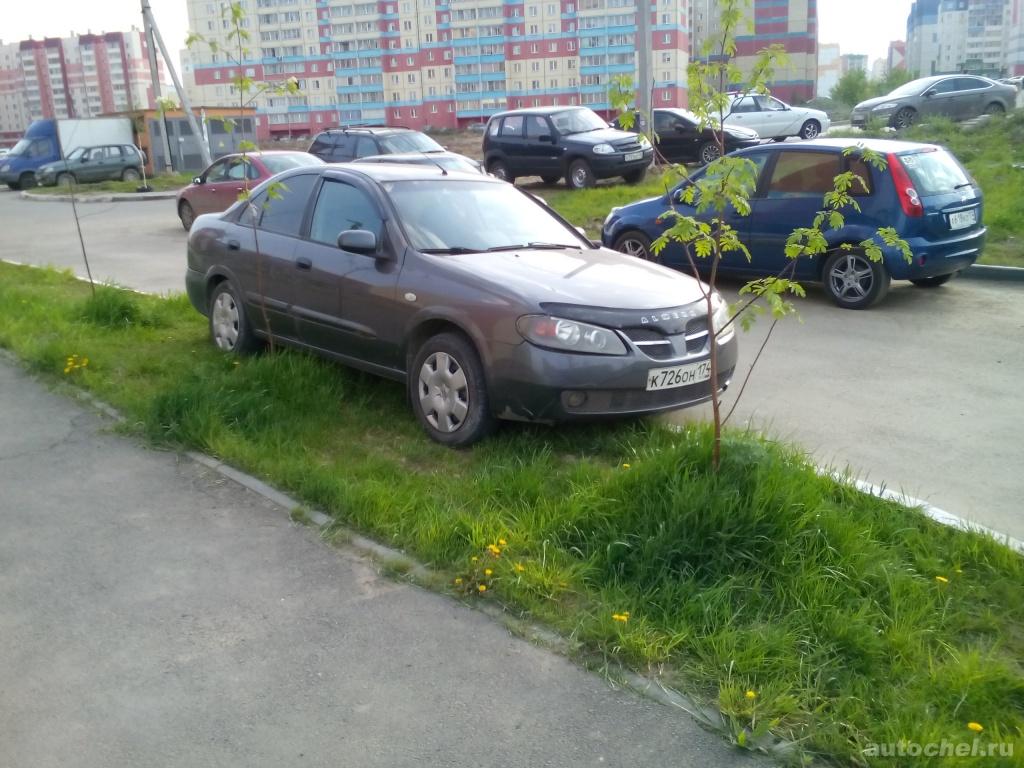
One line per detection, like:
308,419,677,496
0,359,755,768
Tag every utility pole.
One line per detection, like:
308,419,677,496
140,0,212,170
636,0,652,116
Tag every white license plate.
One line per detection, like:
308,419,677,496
624,151,643,162
646,360,712,391
948,210,976,230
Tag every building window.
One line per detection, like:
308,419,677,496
662,33,670,43
661,90,670,101
513,45,521,55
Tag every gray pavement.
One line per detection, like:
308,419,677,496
0,359,752,768
0,186,186,294
1,187,1022,539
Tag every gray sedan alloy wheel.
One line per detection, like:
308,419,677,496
893,107,916,130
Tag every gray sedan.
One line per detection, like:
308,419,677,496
852,74,1016,129
185,164,737,446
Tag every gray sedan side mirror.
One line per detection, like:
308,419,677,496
337,229,377,255
193,176,203,185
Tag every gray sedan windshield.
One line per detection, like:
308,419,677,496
385,180,585,252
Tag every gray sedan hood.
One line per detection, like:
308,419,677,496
443,247,707,310
854,95,898,110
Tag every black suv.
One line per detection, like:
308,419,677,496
307,126,477,168
483,106,653,189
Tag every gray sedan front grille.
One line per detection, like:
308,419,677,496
622,318,710,360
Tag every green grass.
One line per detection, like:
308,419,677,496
2,262,1022,766
29,172,192,196
538,115,1024,268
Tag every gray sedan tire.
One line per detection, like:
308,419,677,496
893,107,917,130
984,102,1006,116
208,280,261,355
799,120,821,140
411,332,496,447
822,250,890,310
56,172,75,188
122,168,141,182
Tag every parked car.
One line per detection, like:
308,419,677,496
307,125,478,169
483,106,654,189
722,94,830,141
34,144,144,187
602,138,984,309
177,150,323,230
852,75,1017,129
353,152,485,174
185,164,737,445
641,108,760,165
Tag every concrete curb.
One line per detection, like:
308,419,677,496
962,263,1024,283
19,189,180,203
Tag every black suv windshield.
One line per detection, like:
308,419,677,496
385,180,585,252
379,132,444,153
550,108,608,135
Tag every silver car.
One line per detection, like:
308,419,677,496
852,75,1017,129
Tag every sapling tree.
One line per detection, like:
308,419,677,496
613,0,910,469
187,1,301,353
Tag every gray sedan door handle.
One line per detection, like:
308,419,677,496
227,240,240,251
296,257,312,270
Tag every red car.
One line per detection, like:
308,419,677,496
177,150,323,230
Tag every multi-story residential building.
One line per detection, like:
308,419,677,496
888,40,907,71
817,41,841,97
185,0,818,137
689,0,818,103
907,0,1021,77
840,53,868,75
0,29,171,145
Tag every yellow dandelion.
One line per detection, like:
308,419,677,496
477,584,487,592
935,575,949,584
454,577,463,585
745,690,757,700
81,358,88,366
954,568,963,574
487,544,502,556
484,568,493,576
498,538,507,546
622,463,631,469
612,613,629,623
967,722,983,733
63,367,71,374
514,563,525,573
470,556,478,562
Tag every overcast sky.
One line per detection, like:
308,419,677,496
4,0,914,78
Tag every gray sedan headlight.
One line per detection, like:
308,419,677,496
593,143,615,155
873,102,900,111
517,315,627,355
711,293,734,343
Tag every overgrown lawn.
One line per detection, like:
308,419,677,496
1,263,1022,766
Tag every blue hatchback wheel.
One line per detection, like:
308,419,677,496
823,250,890,310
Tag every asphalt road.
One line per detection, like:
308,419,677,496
0,359,754,768
1,188,1021,540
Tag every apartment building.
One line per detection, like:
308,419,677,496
907,0,1021,77
0,30,171,144
888,40,907,71
185,0,818,136
689,0,817,103
817,41,841,97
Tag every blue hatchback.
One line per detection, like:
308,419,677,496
601,138,986,309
